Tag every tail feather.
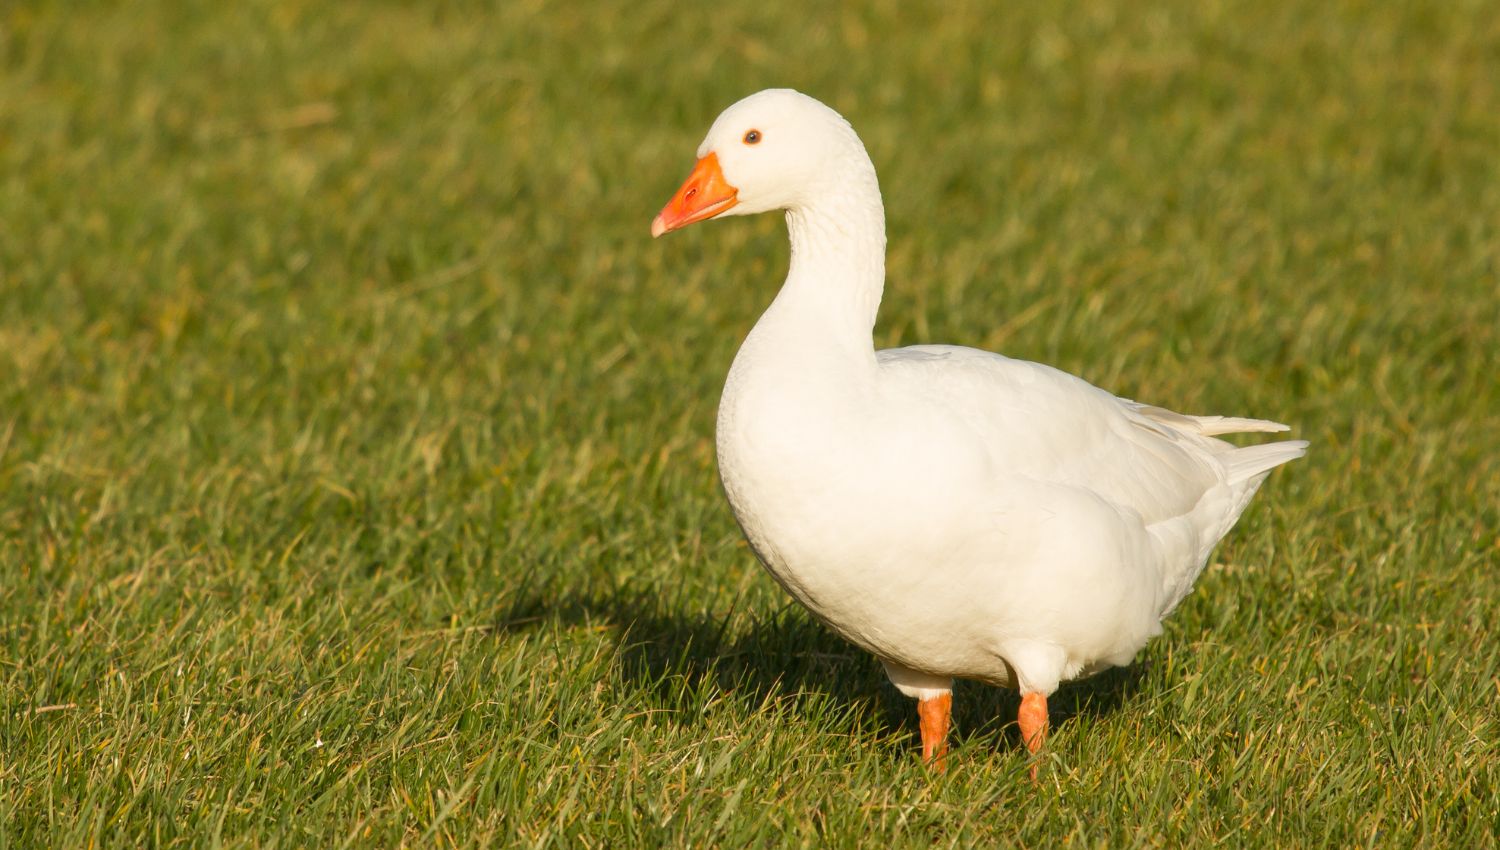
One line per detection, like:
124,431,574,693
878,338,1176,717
1224,440,1309,484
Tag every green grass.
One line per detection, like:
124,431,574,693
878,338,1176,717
2,0,1498,846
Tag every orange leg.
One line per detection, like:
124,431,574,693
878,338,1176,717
917,693,952,770
1018,692,1048,781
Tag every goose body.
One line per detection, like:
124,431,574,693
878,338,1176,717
653,89,1306,769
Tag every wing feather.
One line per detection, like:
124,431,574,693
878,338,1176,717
877,345,1300,525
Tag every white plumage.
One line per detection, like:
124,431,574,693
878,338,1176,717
653,89,1306,768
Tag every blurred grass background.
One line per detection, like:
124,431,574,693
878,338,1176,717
1,0,1497,846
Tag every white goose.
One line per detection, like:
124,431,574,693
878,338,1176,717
652,89,1306,775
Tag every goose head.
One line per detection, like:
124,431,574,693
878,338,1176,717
652,89,874,237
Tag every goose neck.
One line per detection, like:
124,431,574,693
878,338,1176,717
776,184,887,351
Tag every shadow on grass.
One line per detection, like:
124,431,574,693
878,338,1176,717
494,583,1146,757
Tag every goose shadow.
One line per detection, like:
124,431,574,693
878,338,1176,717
493,583,1148,757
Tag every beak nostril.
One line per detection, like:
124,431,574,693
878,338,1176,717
685,188,698,199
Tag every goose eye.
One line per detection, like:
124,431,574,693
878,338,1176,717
743,129,762,145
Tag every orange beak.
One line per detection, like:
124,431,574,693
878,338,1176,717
651,152,739,238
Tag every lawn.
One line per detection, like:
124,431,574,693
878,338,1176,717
2,0,1497,846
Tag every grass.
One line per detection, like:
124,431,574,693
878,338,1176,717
1,0,1497,845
